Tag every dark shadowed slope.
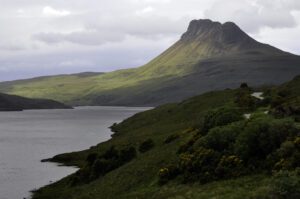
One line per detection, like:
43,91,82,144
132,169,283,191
0,93,71,111
1,19,300,106
32,76,300,199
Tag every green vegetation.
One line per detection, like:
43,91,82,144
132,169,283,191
251,170,300,199
0,92,71,111
139,139,155,153
70,145,137,186
1,20,300,106
159,115,298,185
32,76,300,199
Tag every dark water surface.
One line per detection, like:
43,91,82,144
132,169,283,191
0,106,149,199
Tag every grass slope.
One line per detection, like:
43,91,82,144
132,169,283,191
32,76,300,199
1,20,300,106
0,92,71,111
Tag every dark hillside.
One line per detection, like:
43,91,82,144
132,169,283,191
33,77,300,199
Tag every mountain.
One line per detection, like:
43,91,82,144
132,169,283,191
1,19,300,106
32,76,300,199
0,92,71,111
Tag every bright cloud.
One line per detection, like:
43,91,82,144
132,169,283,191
135,6,154,16
42,6,71,17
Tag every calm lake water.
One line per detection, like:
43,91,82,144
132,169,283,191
0,106,150,199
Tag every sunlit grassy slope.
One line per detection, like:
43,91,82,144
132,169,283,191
1,19,300,106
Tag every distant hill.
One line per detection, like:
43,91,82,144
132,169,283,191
1,19,300,106
0,93,71,111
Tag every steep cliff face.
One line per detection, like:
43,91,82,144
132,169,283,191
181,19,283,54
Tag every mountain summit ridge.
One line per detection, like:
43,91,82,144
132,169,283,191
179,19,283,57
181,19,240,40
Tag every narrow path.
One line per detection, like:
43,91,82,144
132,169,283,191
244,92,266,119
251,92,264,100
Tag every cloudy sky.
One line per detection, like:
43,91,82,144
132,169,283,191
0,0,299,81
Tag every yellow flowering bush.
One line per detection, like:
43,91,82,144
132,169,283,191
215,155,243,178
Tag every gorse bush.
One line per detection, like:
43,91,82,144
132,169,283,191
178,148,221,183
273,137,300,171
159,114,300,184
177,131,201,154
158,164,179,184
215,155,244,178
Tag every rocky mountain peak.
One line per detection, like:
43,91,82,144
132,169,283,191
181,19,252,45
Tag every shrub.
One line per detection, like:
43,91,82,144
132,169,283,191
139,139,154,153
201,122,242,152
158,168,170,184
177,132,201,154
273,137,300,171
277,141,295,158
178,148,220,183
164,133,180,144
164,109,300,185
294,137,300,149
90,146,137,179
215,155,244,178
73,145,137,184
92,158,118,177
119,146,136,162
269,170,300,199
70,168,91,186
271,98,300,119
235,89,256,110
234,117,297,168
278,89,291,98
109,123,119,133
201,106,243,133
86,153,98,166
240,82,249,89
158,164,179,184
102,146,119,160
271,96,285,108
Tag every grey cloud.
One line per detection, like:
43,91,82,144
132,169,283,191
0,0,300,81
0,38,168,81
205,0,299,33
33,14,187,46
0,44,26,51
33,30,125,46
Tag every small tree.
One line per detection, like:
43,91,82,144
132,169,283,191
240,82,249,89
139,139,155,153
